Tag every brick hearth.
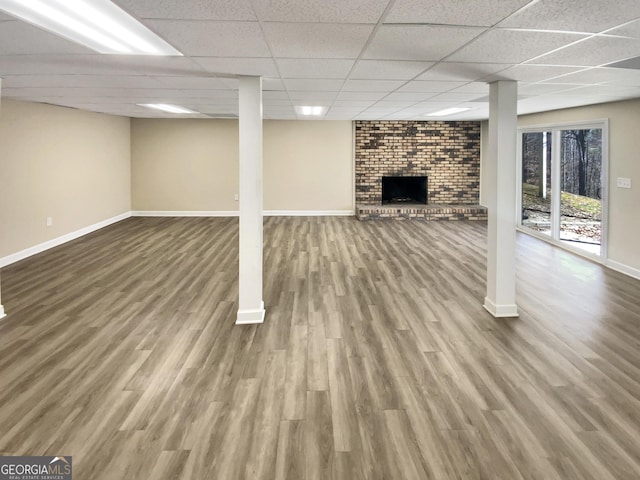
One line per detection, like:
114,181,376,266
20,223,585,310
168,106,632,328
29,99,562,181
356,204,487,221
355,120,484,220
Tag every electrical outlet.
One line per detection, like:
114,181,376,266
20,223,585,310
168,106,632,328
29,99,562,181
616,177,632,189
46,217,53,227
234,193,239,201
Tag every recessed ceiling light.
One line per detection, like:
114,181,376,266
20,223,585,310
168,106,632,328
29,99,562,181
0,0,182,55
425,107,472,117
138,104,198,114
295,106,326,116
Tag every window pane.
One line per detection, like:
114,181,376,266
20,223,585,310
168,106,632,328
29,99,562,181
559,128,602,255
521,131,552,236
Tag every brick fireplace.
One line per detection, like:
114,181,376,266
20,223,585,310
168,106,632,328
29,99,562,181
355,120,487,220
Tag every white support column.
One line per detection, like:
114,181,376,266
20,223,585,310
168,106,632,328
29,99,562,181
484,80,519,318
0,78,5,320
236,76,265,324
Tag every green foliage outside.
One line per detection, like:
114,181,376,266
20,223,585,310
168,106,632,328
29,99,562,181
522,183,601,221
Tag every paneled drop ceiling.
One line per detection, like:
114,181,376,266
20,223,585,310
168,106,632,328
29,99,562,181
2,0,640,120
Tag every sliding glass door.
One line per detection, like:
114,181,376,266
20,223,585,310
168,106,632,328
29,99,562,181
521,131,552,237
518,122,607,259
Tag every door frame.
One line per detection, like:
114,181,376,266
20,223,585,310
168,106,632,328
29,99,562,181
516,118,609,263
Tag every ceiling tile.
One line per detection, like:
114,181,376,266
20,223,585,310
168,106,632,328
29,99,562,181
263,105,295,114
342,80,406,92
277,59,355,79
113,0,257,20
264,101,293,108
355,113,392,119
561,84,640,96
499,0,640,33
143,20,270,57
7,87,238,101
263,78,285,90
492,64,586,82
517,83,582,95
386,0,531,27
192,104,238,113
284,78,343,91
364,25,485,61
361,108,403,115
183,98,238,107
530,36,640,66
325,113,357,119
1,74,165,89
263,91,289,100
3,0,640,120
449,83,490,94
151,76,233,89
9,95,149,104
548,66,640,85
252,0,389,23
288,91,338,102
328,107,366,114
146,89,238,99
123,56,211,76
374,100,420,107
517,94,619,114
606,18,640,38
382,112,415,119
263,23,373,58
428,92,486,102
336,91,388,101
416,62,511,81
332,100,376,107
448,29,587,63
193,57,278,76
350,60,433,80
397,80,466,92
0,21,93,55
382,91,438,101
410,101,462,109
65,104,135,116
0,55,205,76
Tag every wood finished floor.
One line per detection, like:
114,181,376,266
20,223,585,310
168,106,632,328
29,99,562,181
1,217,640,479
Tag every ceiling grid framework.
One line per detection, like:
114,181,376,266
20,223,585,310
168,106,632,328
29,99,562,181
1,0,640,119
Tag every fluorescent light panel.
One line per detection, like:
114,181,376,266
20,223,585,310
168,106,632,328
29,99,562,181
425,107,472,116
295,106,326,116
0,0,182,55
139,104,198,114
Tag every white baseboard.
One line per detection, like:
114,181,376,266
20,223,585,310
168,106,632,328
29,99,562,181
132,210,355,217
131,210,240,217
483,297,519,318
236,301,265,324
0,305,5,319
0,212,131,268
606,260,640,281
264,210,354,217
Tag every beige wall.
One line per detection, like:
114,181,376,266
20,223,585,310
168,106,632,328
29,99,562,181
131,119,354,212
131,119,239,211
0,99,131,259
264,120,353,211
517,98,640,270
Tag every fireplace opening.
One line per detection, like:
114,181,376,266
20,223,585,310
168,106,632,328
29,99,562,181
382,176,427,204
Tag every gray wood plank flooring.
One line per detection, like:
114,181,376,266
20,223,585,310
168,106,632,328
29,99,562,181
1,216,640,479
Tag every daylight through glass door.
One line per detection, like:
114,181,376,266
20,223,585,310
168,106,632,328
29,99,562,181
559,128,603,255
520,125,605,258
